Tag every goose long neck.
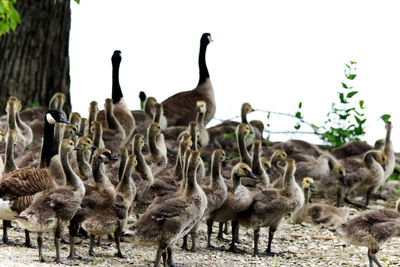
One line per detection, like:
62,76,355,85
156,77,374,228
185,161,200,195
62,150,83,191
112,57,123,104
283,164,296,189
118,161,134,194
106,105,125,138
238,132,251,166
77,148,91,179
198,42,209,85
211,158,222,182
148,133,160,157
40,120,58,168
4,137,17,172
241,109,248,124
134,146,154,184
92,159,106,184
190,128,198,151
196,112,205,127
118,152,128,182
232,173,242,190
7,105,17,131
384,123,392,154
252,150,263,176
303,188,309,207
93,127,103,149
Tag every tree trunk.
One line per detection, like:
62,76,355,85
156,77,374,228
0,0,71,116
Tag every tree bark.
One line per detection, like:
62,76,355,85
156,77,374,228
0,0,71,116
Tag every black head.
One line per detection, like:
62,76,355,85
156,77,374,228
112,50,122,64
46,109,69,125
139,91,147,102
200,33,213,45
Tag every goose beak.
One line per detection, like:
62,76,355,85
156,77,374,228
15,215,28,221
267,168,273,175
58,117,69,124
381,164,386,171
91,144,97,150
161,130,165,135
120,230,134,238
310,183,316,192
74,146,80,151
195,106,201,112
109,154,119,161
247,171,257,179
77,132,83,137
339,176,347,186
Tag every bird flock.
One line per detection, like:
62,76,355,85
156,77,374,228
0,32,398,267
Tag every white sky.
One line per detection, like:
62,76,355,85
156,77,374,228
70,0,400,151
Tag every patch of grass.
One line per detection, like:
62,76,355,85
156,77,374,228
91,258,104,265
319,254,325,259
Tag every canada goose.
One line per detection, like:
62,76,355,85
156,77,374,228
101,98,126,152
269,150,288,188
74,136,95,181
291,177,350,226
91,120,105,151
78,118,89,137
123,150,207,267
97,51,135,144
67,148,117,261
335,204,400,267
249,120,264,141
8,96,33,147
130,134,155,214
1,98,26,157
241,141,271,191
237,159,303,256
153,103,168,130
162,33,216,127
69,112,81,129
139,91,147,109
49,92,67,118
339,150,386,208
83,154,137,258
0,110,69,246
180,121,205,179
208,162,256,252
195,100,210,148
264,139,323,159
15,139,85,264
145,122,168,172
3,129,18,174
182,149,228,251
294,153,345,184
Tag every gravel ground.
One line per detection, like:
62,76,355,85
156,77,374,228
0,199,400,267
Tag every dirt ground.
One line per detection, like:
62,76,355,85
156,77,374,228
0,198,399,267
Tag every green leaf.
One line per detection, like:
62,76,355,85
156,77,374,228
339,93,348,104
295,111,302,119
341,82,348,89
359,100,364,109
380,114,391,122
298,101,302,109
347,91,358,98
350,61,357,64
347,74,357,80
294,124,301,130
74,0,80,3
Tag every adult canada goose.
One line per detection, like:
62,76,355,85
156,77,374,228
195,100,210,148
15,139,85,264
335,200,400,267
123,150,207,267
67,148,117,261
291,177,350,226
237,159,303,256
339,150,386,208
101,98,126,152
207,162,256,252
132,96,157,135
82,154,137,258
97,51,135,144
162,33,216,127
0,109,69,247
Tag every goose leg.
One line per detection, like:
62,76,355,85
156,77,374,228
23,229,36,248
114,230,125,258
206,218,215,249
217,222,230,242
227,220,245,254
344,196,368,209
223,222,229,234
55,227,78,265
167,247,181,267
366,187,373,207
154,245,164,267
265,228,275,256
68,222,90,261
181,234,189,251
89,235,96,257
368,249,383,267
38,233,48,263
190,230,197,252
253,227,260,256
2,220,16,245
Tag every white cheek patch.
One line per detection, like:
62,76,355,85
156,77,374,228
46,113,57,125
